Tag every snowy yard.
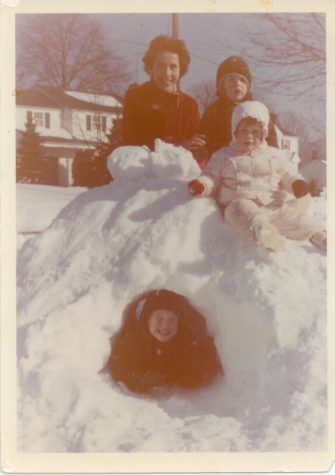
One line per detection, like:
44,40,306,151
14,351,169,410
17,184,86,250
16,144,327,452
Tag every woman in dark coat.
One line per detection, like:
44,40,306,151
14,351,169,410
199,56,278,159
104,289,223,396
122,35,206,153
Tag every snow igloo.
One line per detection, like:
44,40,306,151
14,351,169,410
17,139,327,452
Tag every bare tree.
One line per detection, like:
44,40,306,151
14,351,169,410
217,13,325,99
16,14,130,95
211,13,326,143
188,79,217,114
276,109,326,165
277,110,310,163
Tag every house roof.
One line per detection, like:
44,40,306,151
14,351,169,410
274,123,298,138
40,135,98,145
16,128,99,146
65,88,123,107
16,85,123,113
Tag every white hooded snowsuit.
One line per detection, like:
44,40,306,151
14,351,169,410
196,101,323,242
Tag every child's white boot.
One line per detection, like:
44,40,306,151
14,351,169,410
254,223,285,252
309,230,327,255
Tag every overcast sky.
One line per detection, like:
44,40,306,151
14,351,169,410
93,13,267,91
93,13,325,114
97,13,236,87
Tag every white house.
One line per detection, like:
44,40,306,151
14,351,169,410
16,85,122,186
17,86,302,186
274,124,300,168
298,135,327,194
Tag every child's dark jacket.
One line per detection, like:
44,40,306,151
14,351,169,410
122,81,200,151
104,290,223,395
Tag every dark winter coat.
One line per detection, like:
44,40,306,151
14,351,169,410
122,81,200,150
199,93,278,158
104,290,223,395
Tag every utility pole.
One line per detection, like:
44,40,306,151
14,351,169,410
172,13,179,39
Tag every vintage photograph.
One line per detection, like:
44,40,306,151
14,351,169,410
6,1,331,468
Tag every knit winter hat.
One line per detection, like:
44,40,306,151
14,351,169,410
216,56,252,88
231,101,270,140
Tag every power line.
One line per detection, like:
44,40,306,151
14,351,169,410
188,50,219,65
198,13,226,29
108,37,148,46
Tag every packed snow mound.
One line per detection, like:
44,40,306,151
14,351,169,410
107,139,201,181
300,159,327,189
17,144,327,452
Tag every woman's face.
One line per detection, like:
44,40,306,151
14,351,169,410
151,51,180,93
148,309,178,343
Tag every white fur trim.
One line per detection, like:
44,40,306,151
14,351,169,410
231,101,270,140
198,176,216,196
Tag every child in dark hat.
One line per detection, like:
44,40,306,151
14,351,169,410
103,289,223,396
199,56,278,160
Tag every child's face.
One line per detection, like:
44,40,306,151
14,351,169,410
218,73,249,102
148,309,178,343
235,118,263,153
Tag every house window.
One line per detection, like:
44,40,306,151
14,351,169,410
33,112,43,127
92,115,107,133
27,110,51,128
282,139,290,151
86,114,107,133
93,115,100,130
86,115,92,131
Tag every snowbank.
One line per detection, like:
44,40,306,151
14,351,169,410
17,184,86,249
17,184,86,233
17,143,327,452
300,159,327,190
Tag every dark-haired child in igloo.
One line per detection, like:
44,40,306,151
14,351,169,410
103,289,223,396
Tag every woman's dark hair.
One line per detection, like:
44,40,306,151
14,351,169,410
142,35,191,77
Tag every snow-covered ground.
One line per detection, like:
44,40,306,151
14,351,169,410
17,184,86,250
16,142,327,452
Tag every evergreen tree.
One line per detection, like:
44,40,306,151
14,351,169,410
17,115,44,183
71,149,97,188
72,115,123,187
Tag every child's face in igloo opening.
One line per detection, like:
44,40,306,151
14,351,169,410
148,309,178,343
235,117,263,153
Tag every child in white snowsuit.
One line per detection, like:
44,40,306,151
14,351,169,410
188,101,326,254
